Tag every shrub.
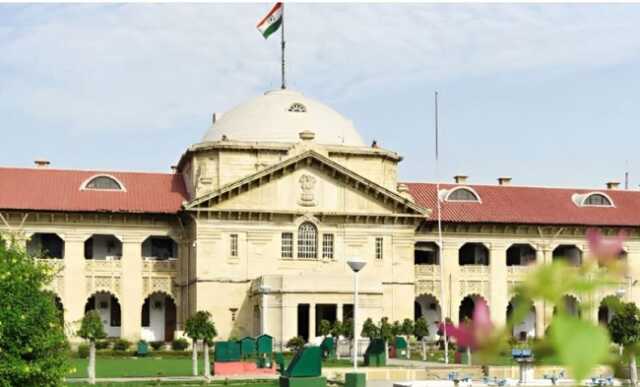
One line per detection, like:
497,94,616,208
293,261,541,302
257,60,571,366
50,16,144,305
286,336,306,353
150,341,165,351
77,344,90,358
95,339,110,350
113,339,131,351
172,338,189,351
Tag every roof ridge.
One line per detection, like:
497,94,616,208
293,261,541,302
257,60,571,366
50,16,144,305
401,181,639,193
0,166,177,176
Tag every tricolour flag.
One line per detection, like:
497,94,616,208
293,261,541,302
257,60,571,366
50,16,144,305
257,2,283,39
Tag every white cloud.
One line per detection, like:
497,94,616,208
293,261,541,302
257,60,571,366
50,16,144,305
0,3,639,134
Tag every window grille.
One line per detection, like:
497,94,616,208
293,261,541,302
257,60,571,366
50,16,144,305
375,237,384,260
322,234,334,259
297,222,317,259
85,176,122,190
288,102,307,112
230,234,238,257
281,232,293,258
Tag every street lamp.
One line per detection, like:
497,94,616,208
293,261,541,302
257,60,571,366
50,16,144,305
347,258,366,372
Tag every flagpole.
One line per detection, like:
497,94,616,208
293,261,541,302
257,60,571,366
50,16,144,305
281,2,286,89
435,90,449,364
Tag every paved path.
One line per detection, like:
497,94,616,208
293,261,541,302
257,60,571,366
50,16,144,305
67,374,279,383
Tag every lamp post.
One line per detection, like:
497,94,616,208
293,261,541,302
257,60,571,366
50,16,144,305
347,258,366,371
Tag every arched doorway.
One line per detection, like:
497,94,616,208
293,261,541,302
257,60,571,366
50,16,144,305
85,291,121,337
415,294,441,341
141,292,177,342
506,296,535,340
459,295,488,323
554,295,581,317
598,296,620,326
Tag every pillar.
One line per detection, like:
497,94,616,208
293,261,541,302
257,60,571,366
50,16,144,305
441,240,459,322
120,235,145,341
309,303,316,341
63,232,88,337
489,242,508,327
337,303,344,322
534,300,545,338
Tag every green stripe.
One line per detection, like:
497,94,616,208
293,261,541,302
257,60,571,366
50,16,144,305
262,18,282,39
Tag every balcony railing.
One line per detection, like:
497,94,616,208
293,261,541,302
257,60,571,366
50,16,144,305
85,259,122,273
142,258,177,273
460,265,489,275
415,264,439,277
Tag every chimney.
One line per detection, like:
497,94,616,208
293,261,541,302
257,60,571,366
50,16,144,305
606,181,620,190
34,159,50,168
498,177,512,186
454,175,468,184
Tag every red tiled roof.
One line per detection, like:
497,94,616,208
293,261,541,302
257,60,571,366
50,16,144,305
405,182,640,227
0,167,187,214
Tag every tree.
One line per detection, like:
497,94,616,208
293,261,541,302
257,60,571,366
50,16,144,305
78,311,107,385
343,318,354,359
379,317,393,360
608,301,640,386
331,320,343,359
361,318,378,339
0,238,71,386
286,336,306,352
391,320,402,337
401,318,415,359
185,311,217,379
414,317,430,360
319,319,332,338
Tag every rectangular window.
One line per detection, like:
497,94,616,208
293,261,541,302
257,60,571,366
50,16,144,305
375,237,383,260
230,234,238,257
281,232,293,258
322,234,334,259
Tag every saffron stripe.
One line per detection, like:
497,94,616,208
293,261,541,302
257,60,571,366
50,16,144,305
256,2,283,28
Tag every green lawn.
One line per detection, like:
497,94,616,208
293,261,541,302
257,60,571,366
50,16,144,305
69,357,206,378
68,383,277,387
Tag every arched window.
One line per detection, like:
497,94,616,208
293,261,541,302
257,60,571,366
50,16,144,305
84,175,123,191
584,193,612,207
297,222,317,259
288,102,307,113
446,187,480,202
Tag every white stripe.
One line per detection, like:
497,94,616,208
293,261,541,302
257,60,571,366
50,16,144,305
257,6,282,35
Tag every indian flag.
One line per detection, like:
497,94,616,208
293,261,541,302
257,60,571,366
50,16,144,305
257,2,283,39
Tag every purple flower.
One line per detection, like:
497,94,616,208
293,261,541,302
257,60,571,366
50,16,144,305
586,228,626,264
440,299,493,349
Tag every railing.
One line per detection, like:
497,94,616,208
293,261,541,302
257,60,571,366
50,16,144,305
460,265,490,275
415,264,440,277
142,258,177,273
85,259,122,273
507,265,533,278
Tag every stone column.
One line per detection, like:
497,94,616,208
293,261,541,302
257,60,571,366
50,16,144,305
63,232,88,338
337,303,344,322
309,303,316,341
489,242,508,327
441,240,459,323
534,300,545,338
120,235,145,341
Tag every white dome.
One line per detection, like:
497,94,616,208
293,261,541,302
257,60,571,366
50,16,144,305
202,89,365,146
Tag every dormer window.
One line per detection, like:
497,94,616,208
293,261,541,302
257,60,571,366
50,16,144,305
288,103,306,113
444,187,481,203
584,193,612,206
82,175,124,191
572,192,614,207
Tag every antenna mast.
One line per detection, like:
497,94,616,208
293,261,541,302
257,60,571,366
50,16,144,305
435,91,449,364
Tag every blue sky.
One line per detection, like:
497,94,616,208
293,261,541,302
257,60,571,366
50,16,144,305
1,3,639,188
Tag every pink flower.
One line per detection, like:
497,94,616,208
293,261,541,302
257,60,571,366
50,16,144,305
440,299,493,349
586,228,626,264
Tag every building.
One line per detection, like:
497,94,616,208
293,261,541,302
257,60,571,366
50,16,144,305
0,89,637,345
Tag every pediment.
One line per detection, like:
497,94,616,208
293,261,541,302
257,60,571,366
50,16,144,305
185,150,428,217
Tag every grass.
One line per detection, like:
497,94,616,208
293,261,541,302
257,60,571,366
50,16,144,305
68,384,274,387
69,357,206,378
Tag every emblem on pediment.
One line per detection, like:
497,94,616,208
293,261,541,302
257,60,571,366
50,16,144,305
298,174,317,207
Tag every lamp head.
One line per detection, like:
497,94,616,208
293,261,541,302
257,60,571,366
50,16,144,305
347,258,366,273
